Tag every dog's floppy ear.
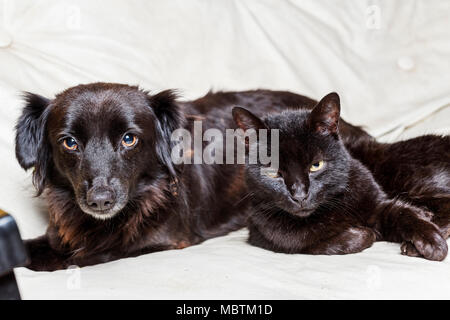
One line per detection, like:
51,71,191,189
15,93,52,195
148,90,184,177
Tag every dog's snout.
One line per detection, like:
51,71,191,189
87,186,116,211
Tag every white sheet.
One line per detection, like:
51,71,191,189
0,0,449,299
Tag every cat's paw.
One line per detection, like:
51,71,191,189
400,241,421,257
401,227,448,261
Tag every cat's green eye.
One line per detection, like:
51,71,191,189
310,160,324,172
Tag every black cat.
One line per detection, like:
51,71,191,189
232,93,449,260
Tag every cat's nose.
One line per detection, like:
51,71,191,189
291,192,308,203
290,183,309,203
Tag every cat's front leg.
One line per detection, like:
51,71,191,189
304,227,376,255
25,235,72,271
398,222,447,261
377,201,448,261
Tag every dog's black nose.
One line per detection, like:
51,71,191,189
87,187,116,211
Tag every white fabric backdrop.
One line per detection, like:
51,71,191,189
0,0,449,299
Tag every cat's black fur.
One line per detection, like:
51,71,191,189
233,93,450,260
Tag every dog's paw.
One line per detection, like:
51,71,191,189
24,237,71,271
401,226,448,261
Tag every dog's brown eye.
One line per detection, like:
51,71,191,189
63,137,78,151
122,134,137,148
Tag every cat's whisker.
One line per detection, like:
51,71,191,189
235,191,256,206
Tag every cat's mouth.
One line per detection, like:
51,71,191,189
285,197,318,217
288,206,317,217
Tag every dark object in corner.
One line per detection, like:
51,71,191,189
0,210,28,300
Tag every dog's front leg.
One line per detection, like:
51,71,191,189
24,235,72,271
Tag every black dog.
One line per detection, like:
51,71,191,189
16,83,369,271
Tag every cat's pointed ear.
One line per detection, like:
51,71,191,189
232,107,267,131
309,92,340,136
